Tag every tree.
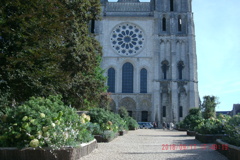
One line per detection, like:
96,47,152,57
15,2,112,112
201,95,219,119
58,0,106,108
0,0,105,109
182,107,203,131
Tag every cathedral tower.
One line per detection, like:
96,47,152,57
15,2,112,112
94,0,199,124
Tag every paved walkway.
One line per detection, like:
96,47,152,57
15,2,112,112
81,129,228,160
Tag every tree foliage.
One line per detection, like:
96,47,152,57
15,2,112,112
0,0,105,108
201,95,219,119
118,106,129,118
181,107,203,131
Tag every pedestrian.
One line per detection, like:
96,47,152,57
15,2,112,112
166,123,169,130
170,122,174,130
153,121,157,128
162,121,166,130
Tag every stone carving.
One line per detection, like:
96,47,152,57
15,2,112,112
140,99,151,109
119,97,136,110
160,82,170,94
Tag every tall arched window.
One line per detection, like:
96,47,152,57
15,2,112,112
162,17,166,31
179,106,183,117
161,60,169,80
122,62,133,93
140,68,147,93
178,16,182,32
170,0,174,11
178,61,184,80
163,106,166,117
107,68,115,93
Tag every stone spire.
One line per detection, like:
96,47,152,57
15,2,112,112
118,0,140,2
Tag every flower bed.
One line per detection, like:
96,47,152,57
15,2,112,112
0,139,97,160
195,132,226,143
216,139,240,160
94,131,119,143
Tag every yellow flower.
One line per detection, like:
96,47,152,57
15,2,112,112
40,113,45,118
85,115,91,122
22,116,28,121
42,126,49,132
80,117,85,124
29,139,39,148
51,123,56,128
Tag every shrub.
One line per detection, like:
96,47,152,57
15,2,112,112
118,106,129,118
176,121,187,129
194,118,225,134
86,122,103,135
88,108,128,133
102,130,116,140
179,107,203,131
87,107,139,133
0,95,93,148
124,116,139,130
223,114,240,147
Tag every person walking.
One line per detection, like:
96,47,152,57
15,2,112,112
166,123,169,130
162,121,166,130
170,122,174,130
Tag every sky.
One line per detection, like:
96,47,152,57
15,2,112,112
109,0,240,111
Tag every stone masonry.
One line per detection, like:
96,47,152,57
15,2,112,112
94,0,199,125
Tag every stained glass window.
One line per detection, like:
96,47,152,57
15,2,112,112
140,68,147,93
122,63,133,93
111,23,144,56
107,68,115,93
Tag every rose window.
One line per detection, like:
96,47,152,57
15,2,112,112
111,23,145,56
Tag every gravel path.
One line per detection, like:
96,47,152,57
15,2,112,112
81,129,228,160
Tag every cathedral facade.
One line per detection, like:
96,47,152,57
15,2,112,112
94,0,199,124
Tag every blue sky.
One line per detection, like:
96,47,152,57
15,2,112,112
108,0,240,111
193,0,240,111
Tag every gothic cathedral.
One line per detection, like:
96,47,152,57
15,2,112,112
94,0,199,124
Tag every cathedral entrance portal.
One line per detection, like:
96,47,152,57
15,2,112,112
119,97,137,120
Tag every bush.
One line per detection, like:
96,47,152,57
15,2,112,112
88,108,128,133
102,130,116,140
194,118,225,134
223,114,240,147
124,116,139,130
176,121,187,129
178,108,203,131
0,95,93,148
118,106,129,118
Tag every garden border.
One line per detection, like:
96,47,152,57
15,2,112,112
0,139,97,160
216,139,240,160
195,132,226,143
187,130,196,136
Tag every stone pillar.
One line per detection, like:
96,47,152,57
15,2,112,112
152,82,160,122
171,82,178,124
